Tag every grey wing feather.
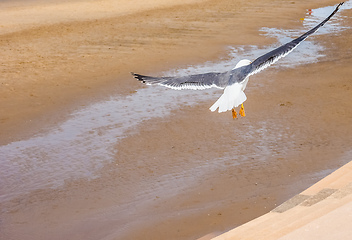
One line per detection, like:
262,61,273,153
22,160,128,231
132,71,230,90
132,3,343,90
248,2,344,76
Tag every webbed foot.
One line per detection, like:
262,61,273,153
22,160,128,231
232,108,238,119
239,104,246,117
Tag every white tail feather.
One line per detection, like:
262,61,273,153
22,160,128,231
209,83,247,113
209,59,251,113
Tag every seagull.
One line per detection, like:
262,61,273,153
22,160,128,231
132,2,344,119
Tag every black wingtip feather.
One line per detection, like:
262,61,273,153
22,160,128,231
131,72,146,83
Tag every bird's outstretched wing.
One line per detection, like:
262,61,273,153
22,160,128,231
248,2,344,76
132,71,230,90
133,3,343,89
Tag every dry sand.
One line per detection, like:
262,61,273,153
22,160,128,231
1,0,352,240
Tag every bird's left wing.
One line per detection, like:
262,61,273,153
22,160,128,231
132,71,230,90
248,2,344,76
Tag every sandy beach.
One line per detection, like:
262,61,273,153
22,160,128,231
1,0,352,239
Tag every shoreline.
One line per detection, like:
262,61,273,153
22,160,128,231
1,1,352,240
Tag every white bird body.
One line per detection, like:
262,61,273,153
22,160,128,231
209,59,251,113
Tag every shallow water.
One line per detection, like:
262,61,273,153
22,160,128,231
0,2,350,203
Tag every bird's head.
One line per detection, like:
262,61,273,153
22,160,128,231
235,59,252,68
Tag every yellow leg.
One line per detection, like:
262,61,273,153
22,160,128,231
232,108,237,119
239,104,246,117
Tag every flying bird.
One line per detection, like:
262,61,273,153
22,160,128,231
132,2,344,119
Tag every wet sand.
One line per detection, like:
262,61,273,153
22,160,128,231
1,0,352,240
213,160,352,239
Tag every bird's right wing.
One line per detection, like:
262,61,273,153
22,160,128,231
248,2,344,76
